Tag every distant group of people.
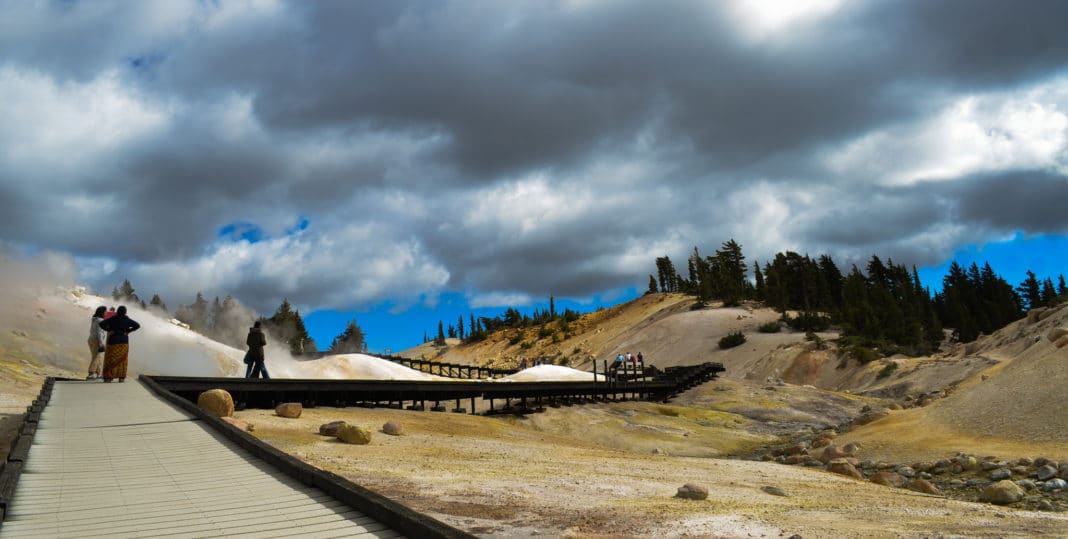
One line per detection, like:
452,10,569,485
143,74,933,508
611,351,643,372
87,305,140,382
518,357,551,369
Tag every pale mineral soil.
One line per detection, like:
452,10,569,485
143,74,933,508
239,404,1068,538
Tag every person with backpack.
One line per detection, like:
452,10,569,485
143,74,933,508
245,321,270,379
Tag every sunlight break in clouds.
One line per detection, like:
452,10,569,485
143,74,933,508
727,0,844,42
827,77,1068,187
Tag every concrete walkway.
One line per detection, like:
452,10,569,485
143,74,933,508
2,381,403,538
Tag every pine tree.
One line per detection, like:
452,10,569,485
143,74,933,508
435,321,446,345
457,315,465,340
1016,270,1042,310
1041,277,1057,307
1059,274,1068,296
752,262,765,301
149,294,168,313
264,298,315,355
646,274,658,295
329,320,366,354
175,292,210,333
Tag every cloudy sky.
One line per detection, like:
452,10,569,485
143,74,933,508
2,0,1067,352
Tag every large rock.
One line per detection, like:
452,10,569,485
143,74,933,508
675,483,708,500
275,402,303,418
197,389,234,418
827,458,864,480
319,420,346,436
337,424,373,445
980,480,1025,505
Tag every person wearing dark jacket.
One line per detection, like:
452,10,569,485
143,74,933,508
245,321,269,379
97,305,140,383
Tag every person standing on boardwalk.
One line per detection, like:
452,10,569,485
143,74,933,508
98,305,140,383
86,306,107,380
245,321,269,379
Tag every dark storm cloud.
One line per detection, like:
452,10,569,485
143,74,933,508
953,170,1068,232
3,0,1068,313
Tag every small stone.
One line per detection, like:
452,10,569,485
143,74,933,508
1036,464,1058,481
910,479,940,495
319,420,346,436
676,483,708,500
828,459,864,480
1045,478,1067,491
761,485,788,497
1037,500,1055,511
221,417,250,431
337,424,373,445
1011,465,1029,476
990,468,1012,481
896,466,916,478
980,480,1025,505
1015,480,1036,490
948,479,965,488
197,389,234,418
961,456,979,471
949,463,964,475
382,421,403,435
870,471,907,488
1033,457,1054,468
275,402,303,418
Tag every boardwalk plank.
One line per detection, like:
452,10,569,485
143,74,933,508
2,381,405,539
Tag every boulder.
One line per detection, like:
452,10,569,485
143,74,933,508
870,471,907,488
382,421,403,436
910,479,940,495
319,420,347,436
221,417,251,431
675,483,708,500
337,424,373,445
827,458,864,480
275,402,303,418
980,480,1025,505
197,389,234,418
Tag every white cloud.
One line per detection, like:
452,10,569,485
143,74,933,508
469,291,534,309
0,67,170,174
827,77,1068,186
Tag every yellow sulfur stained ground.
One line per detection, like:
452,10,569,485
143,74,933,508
240,404,1068,538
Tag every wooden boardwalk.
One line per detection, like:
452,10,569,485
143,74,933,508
1,381,403,538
